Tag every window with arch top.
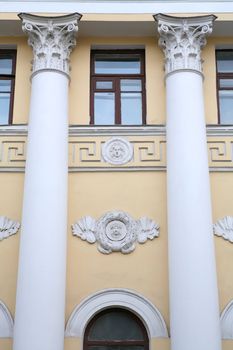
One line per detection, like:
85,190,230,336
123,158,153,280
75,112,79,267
84,308,149,350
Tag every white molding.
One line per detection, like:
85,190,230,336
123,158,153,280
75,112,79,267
220,300,233,339
1,124,233,137
0,301,13,338
65,288,169,338
1,2,233,14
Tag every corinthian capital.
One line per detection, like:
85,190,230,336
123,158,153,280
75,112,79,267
19,13,82,78
154,14,216,77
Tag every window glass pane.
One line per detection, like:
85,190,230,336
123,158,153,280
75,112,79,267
121,80,142,92
88,310,144,340
0,59,12,74
219,90,233,124
0,92,10,124
121,93,142,125
94,92,115,125
96,81,113,89
217,51,233,72
94,55,141,74
219,79,233,88
0,80,11,92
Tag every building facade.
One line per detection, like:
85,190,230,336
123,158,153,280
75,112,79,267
0,1,233,350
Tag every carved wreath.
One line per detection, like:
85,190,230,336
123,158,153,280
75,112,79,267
72,211,159,254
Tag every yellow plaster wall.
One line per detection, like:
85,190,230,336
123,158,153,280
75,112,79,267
0,174,24,317
69,36,165,125
211,172,233,313
66,171,169,326
0,28,232,126
0,339,12,350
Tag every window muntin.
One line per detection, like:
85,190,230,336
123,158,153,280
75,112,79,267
84,309,149,350
91,50,146,125
216,50,233,124
0,50,16,125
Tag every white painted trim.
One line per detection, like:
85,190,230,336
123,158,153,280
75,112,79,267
1,124,233,137
0,301,14,338
65,288,168,338
220,300,233,339
1,1,233,14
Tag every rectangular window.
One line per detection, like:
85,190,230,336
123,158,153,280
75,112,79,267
0,50,16,125
216,50,233,124
90,50,146,125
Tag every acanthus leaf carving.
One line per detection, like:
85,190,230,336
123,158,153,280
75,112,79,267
213,216,233,243
0,216,20,241
19,13,82,77
154,14,216,76
72,216,97,244
137,217,160,243
72,211,159,254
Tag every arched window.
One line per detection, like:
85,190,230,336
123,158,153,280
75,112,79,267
84,308,149,350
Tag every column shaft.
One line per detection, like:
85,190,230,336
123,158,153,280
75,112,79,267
166,71,221,350
13,71,68,350
154,14,222,350
13,13,80,350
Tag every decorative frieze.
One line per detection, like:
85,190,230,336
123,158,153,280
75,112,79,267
19,13,81,77
154,14,216,76
72,211,159,254
0,216,20,241
0,126,233,171
213,216,233,243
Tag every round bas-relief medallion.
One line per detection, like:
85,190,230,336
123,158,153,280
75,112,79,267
102,137,133,165
96,211,138,254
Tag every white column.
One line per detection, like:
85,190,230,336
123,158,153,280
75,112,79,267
13,13,81,350
154,14,222,350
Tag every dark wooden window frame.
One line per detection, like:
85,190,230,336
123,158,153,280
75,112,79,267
216,49,233,124
84,308,149,350
0,49,17,125
90,50,146,125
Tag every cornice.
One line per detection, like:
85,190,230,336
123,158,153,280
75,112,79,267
1,124,233,136
1,1,233,14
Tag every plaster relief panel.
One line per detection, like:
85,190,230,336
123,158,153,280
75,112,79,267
102,137,133,165
0,216,20,241
213,216,233,243
72,211,159,254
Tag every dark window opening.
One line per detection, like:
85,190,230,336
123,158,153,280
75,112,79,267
0,50,16,125
216,50,233,124
90,50,146,125
84,309,149,350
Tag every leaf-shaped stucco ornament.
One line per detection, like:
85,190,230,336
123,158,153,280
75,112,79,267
137,217,159,244
0,216,20,241
213,216,233,243
72,216,96,243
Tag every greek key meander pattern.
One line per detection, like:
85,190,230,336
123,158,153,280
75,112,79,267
1,127,233,172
